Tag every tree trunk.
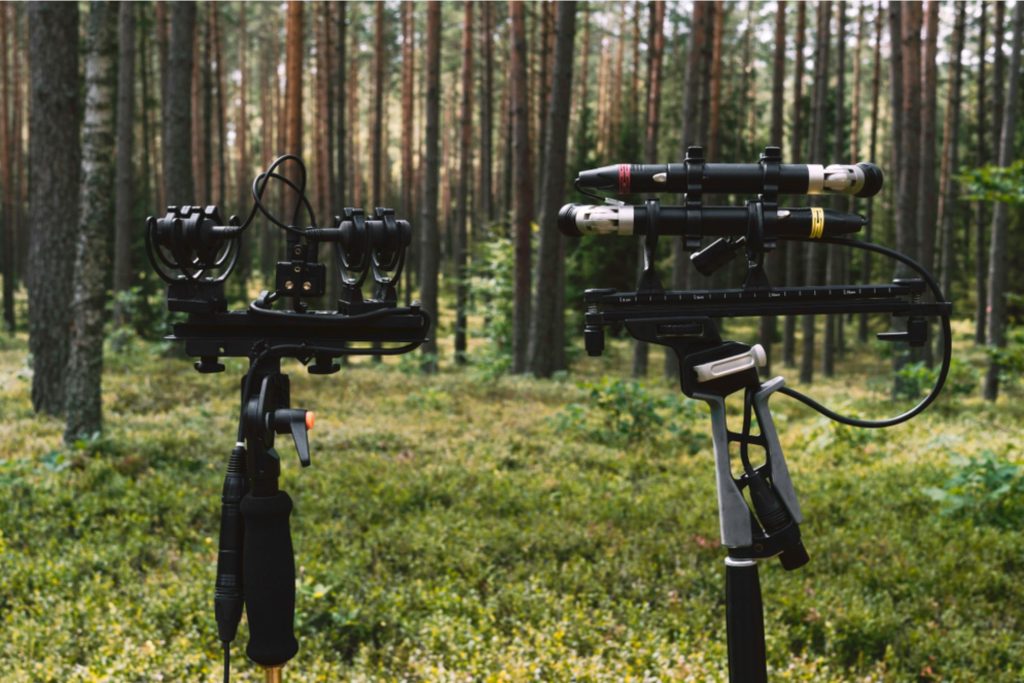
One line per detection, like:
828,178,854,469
937,3,966,302
400,2,415,301
782,0,805,368
667,0,708,380
155,1,168,207
113,2,135,319
27,2,80,415
479,2,494,227
800,0,830,385
761,0,786,377
235,4,249,265
707,0,724,160
631,0,664,379
917,0,939,279
509,0,533,374
211,3,226,205
454,2,474,364
823,0,845,378
859,0,884,343
284,1,304,222
897,1,922,267
528,1,576,378
372,2,384,205
1,5,13,331
420,1,441,372
983,0,1023,401
335,1,347,210
65,0,117,442
164,1,194,205
535,1,553,212
975,3,992,344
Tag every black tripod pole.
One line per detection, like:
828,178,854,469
725,557,768,683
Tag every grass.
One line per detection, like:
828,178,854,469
1,317,1022,682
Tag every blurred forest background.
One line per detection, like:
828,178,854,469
3,2,1024,681
0,0,1022,441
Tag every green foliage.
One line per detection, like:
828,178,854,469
552,377,707,451
986,326,1024,390
925,450,1024,528
957,159,1024,204
469,234,514,378
894,358,976,400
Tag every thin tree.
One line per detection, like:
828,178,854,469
858,0,884,343
509,0,533,374
235,4,250,282
211,3,226,204
761,0,786,377
284,1,304,220
1,4,13,331
401,2,415,301
782,0,805,367
163,1,195,204
937,2,966,301
26,2,80,415
897,1,922,266
454,2,474,364
372,2,384,205
631,0,664,379
65,0,117,442
800,0,830,385
113,2,135,323
419,1,441,372
334,1,347,210
917,0,939,281
974,3,989,344
707,0,724,160
479,2,494,227
823,0,845,377
528,0,577,378
983,0,1023,401
667,0,708,380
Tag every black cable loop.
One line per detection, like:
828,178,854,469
776,236,952,428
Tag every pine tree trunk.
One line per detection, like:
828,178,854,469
858,0,883,343
284,1,304,222
155,1,168,207
113,2,135,317
528,0,576,378
65,0,117,442
823,0,845,378
1,4,14,331
335,0,347,210
27,2,80,415
800,0,830,385
917,0,939,279
372,2,384,205
164,1,194,205
419,1,441,372
235,4,249,269
631,0,664,379
983,0,1023,401
707,0,724,160
782,0,806,368
761,0,786,377
400,2,415,301
509,0,533,374
975,3,992,344
454,2,474,364
666,1,707,380
479,2,494,226
897,1,922,267
212,3,226,205
937,3,966,302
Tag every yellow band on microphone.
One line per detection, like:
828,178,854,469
809,207,824,239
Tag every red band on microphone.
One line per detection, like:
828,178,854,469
618,164,630,194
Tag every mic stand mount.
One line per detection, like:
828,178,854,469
580,195,950,681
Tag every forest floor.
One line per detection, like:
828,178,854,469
1,318,1022,682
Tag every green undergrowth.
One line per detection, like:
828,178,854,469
1,323,1022,682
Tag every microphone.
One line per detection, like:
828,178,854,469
558,203,867,239
577,161,884,198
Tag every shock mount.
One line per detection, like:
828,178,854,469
146,155,430,682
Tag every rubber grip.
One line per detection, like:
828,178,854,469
725,561,768,683
241,491,299,667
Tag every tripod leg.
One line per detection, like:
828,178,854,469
725,557,768,683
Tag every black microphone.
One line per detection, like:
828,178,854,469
577,161,883,198
558,203,867,239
